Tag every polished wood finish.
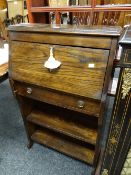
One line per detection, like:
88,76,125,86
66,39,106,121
8,24,121,169
10,42,109,100
31,129,95,165
27,108,98,145
9,32,112,49
8,24,121,36
14,81,101,117
0,63,8,76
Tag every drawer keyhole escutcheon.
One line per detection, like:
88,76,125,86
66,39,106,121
27,87,32,94
77,100,85,108
44,47,61,71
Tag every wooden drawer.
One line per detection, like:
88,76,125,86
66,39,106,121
14,81,101,117
10,41,109,101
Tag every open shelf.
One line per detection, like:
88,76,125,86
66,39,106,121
31,129,95,165
27,108,98,145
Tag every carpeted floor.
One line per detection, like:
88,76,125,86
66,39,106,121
0,80,114,175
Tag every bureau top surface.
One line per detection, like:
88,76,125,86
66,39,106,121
8,23,122,37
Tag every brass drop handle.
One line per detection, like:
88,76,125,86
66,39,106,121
77,100,85,108
27,87,32,94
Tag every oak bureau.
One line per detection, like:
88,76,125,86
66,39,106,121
8,24,121,170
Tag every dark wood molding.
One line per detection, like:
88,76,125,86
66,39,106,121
99,26,131,175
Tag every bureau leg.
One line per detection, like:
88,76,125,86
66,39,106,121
27,140,33,149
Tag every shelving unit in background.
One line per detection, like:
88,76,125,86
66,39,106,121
26,0,131,26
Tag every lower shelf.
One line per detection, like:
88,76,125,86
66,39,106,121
31,129,95,165
27,109,97,145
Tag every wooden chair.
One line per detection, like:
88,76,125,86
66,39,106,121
0,63,8,83
0,7,8,83
0,10,9,42
0,1,29,84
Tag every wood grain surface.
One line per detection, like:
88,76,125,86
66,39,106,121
8,23,122,36
14,81,101,117
31,129,95,165
9,24,121,169
9,32,112,49
27,108,98,145
0,63,8,76
10,41,109,100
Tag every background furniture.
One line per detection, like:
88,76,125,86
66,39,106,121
0,62,8,83
0,12,9,42
0,0,8,83
8,24,121,174
0,41,8,84
26,0,131,26
7,0,24,19
7,0,28,19
0,0,7,10
0,0,8,42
